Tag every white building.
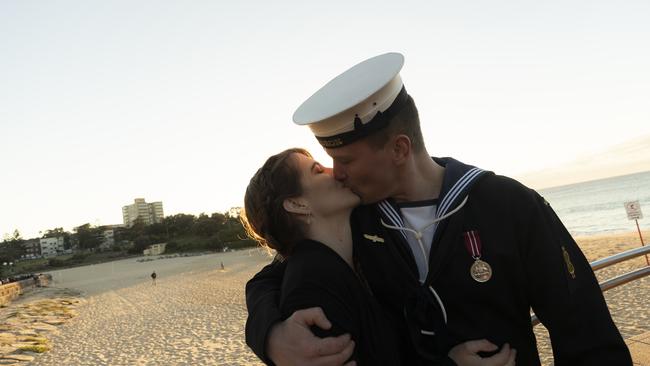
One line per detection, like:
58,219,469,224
122,198,164,227
39,237,65,257
98,227,117,250
22,238,42,259
143,243,166,256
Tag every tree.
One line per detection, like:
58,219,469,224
163,214,196,238
0,229,25,265
228,207,242,218
128,218,147,240
131,235,152,254
215,210,248,245
144,222,167,243
12,229,22,242
192,213,222,237
211,212,226,226
43,227,65,238
224,209,242,230
75,223,102,251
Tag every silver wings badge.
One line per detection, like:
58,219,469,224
363,234,385,243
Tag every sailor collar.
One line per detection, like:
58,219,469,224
376,157,490,236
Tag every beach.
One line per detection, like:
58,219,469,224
4,250,270,366
1,231,649,365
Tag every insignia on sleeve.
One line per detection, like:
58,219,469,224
363,234,385,243
562,246,576,279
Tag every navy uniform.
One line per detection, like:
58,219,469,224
245,53,632,365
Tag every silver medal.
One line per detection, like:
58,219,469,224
470,259,492,283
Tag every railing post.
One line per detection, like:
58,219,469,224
635,219,649,266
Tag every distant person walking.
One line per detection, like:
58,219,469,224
151,271,157,286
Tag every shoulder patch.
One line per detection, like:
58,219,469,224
562,246,576,279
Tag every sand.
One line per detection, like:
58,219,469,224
0,231,648,365
11,250,272,365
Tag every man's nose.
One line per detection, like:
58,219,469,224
332,163,347,181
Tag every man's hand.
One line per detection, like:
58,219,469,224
448,340,517,366
267,307,356,366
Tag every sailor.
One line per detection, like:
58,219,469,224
245,52,632,365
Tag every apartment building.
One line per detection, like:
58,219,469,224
39,237,65,257
122,198,164,227
22,238,41,259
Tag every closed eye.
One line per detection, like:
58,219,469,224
311,162,324,174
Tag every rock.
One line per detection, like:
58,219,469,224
2,353,34,361
9,342,38,349
42,320,64,326
16,330,38,337
15,335,46,344
15,343,49,353
0,346,17,355
29,323,56,332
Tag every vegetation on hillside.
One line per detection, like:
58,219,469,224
1,209,258,276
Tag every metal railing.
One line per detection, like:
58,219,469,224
531,245,650,327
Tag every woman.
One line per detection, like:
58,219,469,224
242,148,515,366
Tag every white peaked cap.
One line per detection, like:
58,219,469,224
292,53,408,148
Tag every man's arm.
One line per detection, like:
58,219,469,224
523,191,632,365
266,308,355,366
245,258,354,366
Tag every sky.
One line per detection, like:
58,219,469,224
1,0,649,239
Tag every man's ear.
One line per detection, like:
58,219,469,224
392,134,411,165
283,198,310,215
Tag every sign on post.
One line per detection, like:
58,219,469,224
624,200,647,265
624,201,643,220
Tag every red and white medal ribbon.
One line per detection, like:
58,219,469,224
463,230,482,259
462,230,492,283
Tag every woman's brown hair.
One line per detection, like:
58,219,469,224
241,148,311,258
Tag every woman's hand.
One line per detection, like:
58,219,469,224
448,340,516,366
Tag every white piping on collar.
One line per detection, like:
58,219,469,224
378,201,407,240
380,196,468,241
377,167,484,230
437,167,483,217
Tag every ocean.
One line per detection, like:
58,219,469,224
538,170,650,237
